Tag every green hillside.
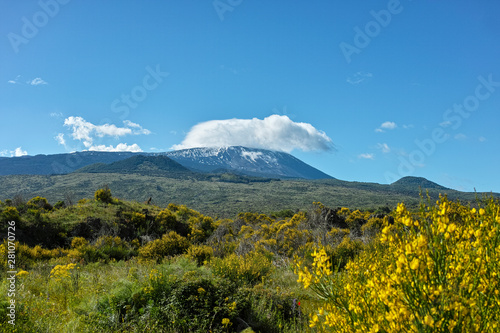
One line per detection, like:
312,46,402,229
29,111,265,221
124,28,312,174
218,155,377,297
75,155,192,176
0,173,493,217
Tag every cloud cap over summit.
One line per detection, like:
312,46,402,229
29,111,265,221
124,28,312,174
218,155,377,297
172,115,334,153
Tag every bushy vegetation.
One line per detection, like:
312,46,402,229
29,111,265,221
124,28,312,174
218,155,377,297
1,188,498,332
296,196,500,332
4,172,496,219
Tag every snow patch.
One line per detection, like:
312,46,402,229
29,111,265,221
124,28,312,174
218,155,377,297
241,151,263,163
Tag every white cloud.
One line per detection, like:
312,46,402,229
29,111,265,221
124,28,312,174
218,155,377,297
376,121,397,132
55,133,66,146
479,136,487,142
377,143,391,153
0,150,9,156
63,116,150,147
123,120,151,135
347,71,373,85
454,133,467,140
13,147,28,157
88,143,143,152
28,77,48,85
7,75,21,84
381,121,397,129
172,114,334,153
8,76,50,86
358,153,374,160
95,123,132,137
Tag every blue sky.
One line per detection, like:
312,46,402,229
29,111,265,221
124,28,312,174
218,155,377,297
1,0,499,192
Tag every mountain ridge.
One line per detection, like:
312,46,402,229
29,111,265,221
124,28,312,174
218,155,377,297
0,146,332,180
75,155,191,175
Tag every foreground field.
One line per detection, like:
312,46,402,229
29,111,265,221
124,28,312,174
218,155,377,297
1,190,499,332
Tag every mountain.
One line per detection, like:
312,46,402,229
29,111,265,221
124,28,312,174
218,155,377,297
75,155,191,176
391,176,449,190
0,146,332,180
164,146,333,180
0,151,138,175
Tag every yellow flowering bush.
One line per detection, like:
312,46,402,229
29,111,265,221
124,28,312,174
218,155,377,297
50,263,77,281
186,244,214,266
210,250,275,285
138,231,190,261
296,197,500,332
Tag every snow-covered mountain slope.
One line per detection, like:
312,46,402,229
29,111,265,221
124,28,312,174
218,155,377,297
163,146,333,179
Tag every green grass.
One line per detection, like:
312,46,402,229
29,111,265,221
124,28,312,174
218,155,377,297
0,257,307,333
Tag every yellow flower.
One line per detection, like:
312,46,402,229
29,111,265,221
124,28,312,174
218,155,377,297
50,263,77,280
228,301,237,311
16,270,29,277
424,314,434,327
309,313,319,327
222,318,231,327
410,258,419,270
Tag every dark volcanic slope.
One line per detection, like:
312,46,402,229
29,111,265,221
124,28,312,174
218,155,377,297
75,155,191,175
0,151,138,175
391,176,449,190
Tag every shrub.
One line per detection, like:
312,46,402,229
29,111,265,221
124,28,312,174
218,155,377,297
27,196,53,211
71,237,88,249
138,231,190,261
296,197,500,332
210,250,275,285
327,236,364,269
94,236,136,261
155,208,177,231
361,215,386,238
130,212,146,227
188,216,216,243
54,200,66,209
186,245,214,266
94,187,113,204
1,206,20,222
